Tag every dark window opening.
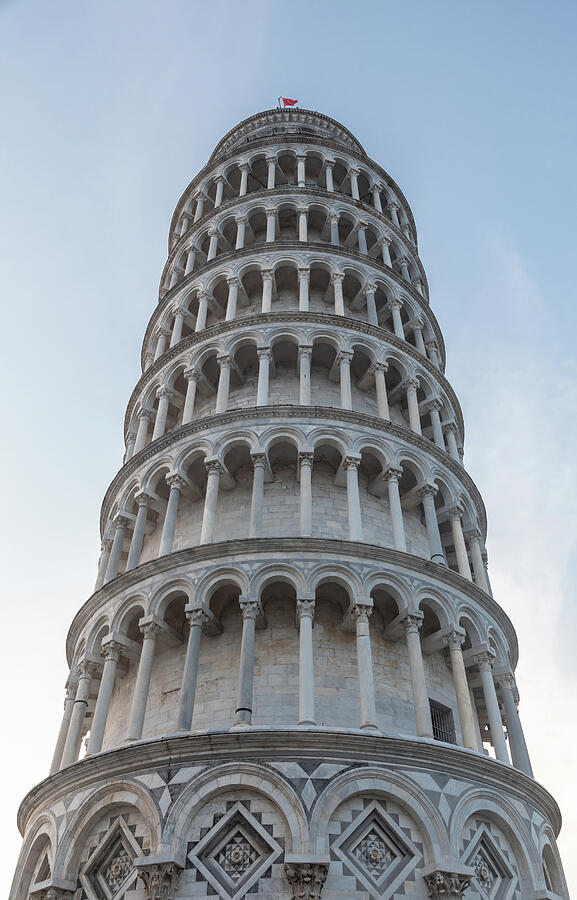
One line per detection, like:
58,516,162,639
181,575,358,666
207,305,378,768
430,699,456,744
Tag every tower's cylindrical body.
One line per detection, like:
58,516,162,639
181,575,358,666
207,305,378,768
12,109,568,900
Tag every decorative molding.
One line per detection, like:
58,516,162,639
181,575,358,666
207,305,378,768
424,869,472,897
136,862,181,900
284,861,329,899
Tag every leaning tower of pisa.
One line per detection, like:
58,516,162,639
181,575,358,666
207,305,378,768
12,109,569,900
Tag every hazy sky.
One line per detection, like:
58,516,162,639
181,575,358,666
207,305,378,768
1,0,576,894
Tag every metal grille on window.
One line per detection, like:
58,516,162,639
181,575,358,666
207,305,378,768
429,699,456,743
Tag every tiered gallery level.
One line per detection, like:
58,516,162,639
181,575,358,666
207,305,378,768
11,109,568,900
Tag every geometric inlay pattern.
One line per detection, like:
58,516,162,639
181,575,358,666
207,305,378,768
188,801,283,899
332,800,422,898
462,821,519,900
79,817,143,900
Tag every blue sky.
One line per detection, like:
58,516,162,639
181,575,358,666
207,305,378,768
1,0,576,893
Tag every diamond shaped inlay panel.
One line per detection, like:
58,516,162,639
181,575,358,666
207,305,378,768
80,817,141,900
462,822,518,900
352,825,396,879
188,801,283,899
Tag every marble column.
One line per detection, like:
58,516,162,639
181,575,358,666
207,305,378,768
403,614,434,738
298,207,308,242
249,452,266,538
215,354,232,414
104,515,129,582
419,485,446,564
200,459,222,544
297,600,316,725
389,298,405,338
426,340,441,368
298,267,310,311
159,475,185,555
344,455,363,540
94,538,113,591
235,214,246,250
381,237,392,267
364,283,378,325
195,291,209,331
465,529,490,592
338,350,353,410
176,609,209,731
193,192,205,222
325,161,334,192
445,422,460,461
88,642,124,754
239,163,249,196
170,306,185,347
404,378,422,434
133,409,154,454
214,176,224,207
184,245,196,275
372,362,389,419
500,673,533,776
124,432,136,463
400,257,411,282
261,269,273,312
207,227,219,260
265,208,276,242
372,184,383,212
126,623,161,741
256,346,271,405
226,277,239,319
182,368,200,425
448,507,472,580
474,651,510,763
49,679,78,774
352,603,378,729
384,467,406,552
427,400,445,448
357,224,368,255
61,661,97,767
444,630,477,750
299,452,314,536
154,329,169,361
299,345,312,404
349,167,360,200
329,213,340,246
266,155,276,189
412,318,426,354
125,493,150,571
388,203,400,226
296,155,306,187
234,598,260,725
332,273,345,315
152,386,174,440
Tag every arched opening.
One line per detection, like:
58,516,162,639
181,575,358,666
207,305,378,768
314,580,355,728
262,440,299,537
310,339,338,407
270,337,299,405
253,579,298,726
311,442,345,538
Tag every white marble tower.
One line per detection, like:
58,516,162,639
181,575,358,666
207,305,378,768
11,109,569,900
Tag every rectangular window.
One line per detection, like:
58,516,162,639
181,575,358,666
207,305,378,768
429,699,456,744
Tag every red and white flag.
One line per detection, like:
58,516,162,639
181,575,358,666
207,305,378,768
279,97,298,107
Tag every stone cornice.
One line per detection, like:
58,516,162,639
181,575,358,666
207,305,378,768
143,251,442,372
164,185,426,299
130,312,454,437
17,729,559,837
107,405,477,532
66,537,513,667
168,127,418,253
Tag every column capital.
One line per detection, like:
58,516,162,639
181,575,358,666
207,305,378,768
402,612,424,635
135,861,181,900
261,268,273,281
216,353,232,368
140,621,162,640
295,152,307,162
29,889,75,900
424,869,472,898
186,607,210,629
364,282,377,295
265,206,276,217
401,377,420,392
387,201,400,211
171,303,185,317
113,513,131,528
138,406,155,421
331,271,344,284
234,213,246,225
284,861,328,899
298,343,313,361
381,234,393,246
265,153,276,164
351,602,373,624
204,458,223,476
166,473,187,491
463,527,481,542
183,366,201,383
472,648,496,669
388,297,403,310
156,326,170,339
77,659,101,679
369,360,388,375
298,451,314,467
135,491,153,508
499,671,516,692
343,454,361,471
444,629,465,651
238,161,250,173
155,385,175,400
257,345,272,360
447,504,465,521
226,275,241,287
297,265,310,279
336,350,354,365
383,466,403,483
425,398,442,413
101,640,124,662
239,598,261,620
250,450,267,468
348,165,360,176
444,420,459,434
214,173,225,184
296,599,316,621
329,212,340,224
417,482,438,499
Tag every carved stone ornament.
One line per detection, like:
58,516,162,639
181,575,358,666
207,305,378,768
424,869,472,897
29,890,73,900
137,862,181,900
284,861,329,899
